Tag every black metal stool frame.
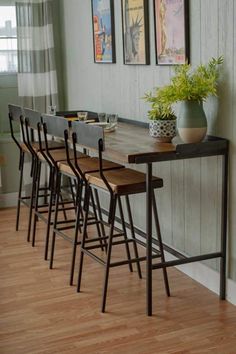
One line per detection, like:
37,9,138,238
39,115,92,286
40,116,81,271
8,104,33,231
74,123,170,312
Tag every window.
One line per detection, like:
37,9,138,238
0,6,17,73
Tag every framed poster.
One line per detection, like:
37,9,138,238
121,0,150,65
154,0,189,65
91,0,116,63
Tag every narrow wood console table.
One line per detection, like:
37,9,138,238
102,121,229,316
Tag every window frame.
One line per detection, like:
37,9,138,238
0,4,17,75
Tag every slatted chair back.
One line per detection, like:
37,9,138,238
71,121,104,152
41,114,69,140
23,108,42,146
18,115,38,180
23,108,42,130
8,104,24,148
69,121,113,195
8,104,23,122
40,114,69,170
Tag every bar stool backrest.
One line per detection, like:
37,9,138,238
8,104,24,150
71,121,104,151
69,121,112,193
42,114,69,139
23,108,42,147
8,104,23,122
23,108,42,130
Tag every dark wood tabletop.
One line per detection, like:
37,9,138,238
103,122,228,164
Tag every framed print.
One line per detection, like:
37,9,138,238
91,0,116,63
154,0,189,65
121,0,150,65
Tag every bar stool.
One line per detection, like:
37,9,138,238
29,113,86,260
22,109,61,251
39,114,91,282
49,119,124,285
8,104,32,231
72,122,170,312
22,108,66,246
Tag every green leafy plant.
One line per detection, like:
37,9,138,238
156,56,224,105
143,57,223,121
143,91,176,121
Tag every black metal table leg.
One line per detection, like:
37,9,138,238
146,163,153,316
220,151,229,299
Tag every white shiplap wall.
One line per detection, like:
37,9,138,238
60,0,236,281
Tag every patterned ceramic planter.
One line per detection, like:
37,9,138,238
149,120,176,142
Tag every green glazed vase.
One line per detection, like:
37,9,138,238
178,100,207,143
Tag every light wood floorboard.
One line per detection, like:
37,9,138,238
0,207,236,354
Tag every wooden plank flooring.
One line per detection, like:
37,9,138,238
0,207,236,354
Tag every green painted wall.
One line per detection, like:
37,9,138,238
0,74,19,134
0,74,20,194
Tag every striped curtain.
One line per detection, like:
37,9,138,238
16,0,58,113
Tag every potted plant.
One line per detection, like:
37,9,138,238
155,56,224,143
143,91,176,142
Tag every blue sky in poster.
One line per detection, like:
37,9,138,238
93,0,112,36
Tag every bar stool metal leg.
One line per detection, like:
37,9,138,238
125,195,142,279
27,158,38,242
77,186,91,292
117,196,133,273
59,176,67,221
44,176,55,260
152,190,170,297
90,189,106,251
101,195,117,313
31,161,42,247
49,173,61,269
94,189,107,250
16,151,25,231
70,181,83,286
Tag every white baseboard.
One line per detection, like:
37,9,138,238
227,278,236,305
165,253,236,306
124,223,236,307
122,221,236,306
0,192,18,208
124,223,236,306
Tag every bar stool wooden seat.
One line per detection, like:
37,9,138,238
72,122,170,313
59,156,123,176
87,168,163,194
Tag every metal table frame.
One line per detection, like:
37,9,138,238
132,136,229,316
62,112,229,316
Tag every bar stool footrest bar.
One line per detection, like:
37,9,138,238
81,248,106,266
152,252,222,269
110,253,161,268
